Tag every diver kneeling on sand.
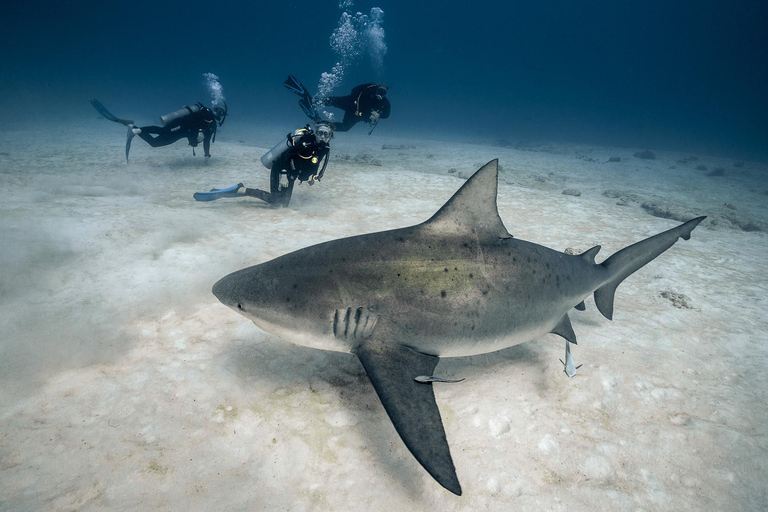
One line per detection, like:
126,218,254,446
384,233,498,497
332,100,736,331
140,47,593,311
90,99,228,161
284,75,390,134
194,122,332,208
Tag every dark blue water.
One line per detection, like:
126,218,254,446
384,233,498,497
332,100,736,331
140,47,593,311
2,0,766,159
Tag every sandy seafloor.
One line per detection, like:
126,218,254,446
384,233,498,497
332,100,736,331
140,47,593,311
1,120,767,512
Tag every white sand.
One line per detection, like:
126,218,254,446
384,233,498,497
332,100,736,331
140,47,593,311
1,121,766,511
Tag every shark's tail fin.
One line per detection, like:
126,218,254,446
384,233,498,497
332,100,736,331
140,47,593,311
594,216,706,320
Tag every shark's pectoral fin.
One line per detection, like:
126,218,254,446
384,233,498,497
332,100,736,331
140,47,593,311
551,313,577,344
354,341,462,496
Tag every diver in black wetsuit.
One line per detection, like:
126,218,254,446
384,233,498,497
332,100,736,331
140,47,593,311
90,99,227,161
194,123,333,208
284,76,390,133
322,83,390,132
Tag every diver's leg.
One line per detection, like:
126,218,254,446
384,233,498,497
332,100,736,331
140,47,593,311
269,166,296,207
90,100,134,127
135,126,187,148
242,187,274,204
322,96,348,109
331,113,358,132
279,179,295,207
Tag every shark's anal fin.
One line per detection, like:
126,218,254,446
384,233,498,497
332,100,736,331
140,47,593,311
551,313,577,344
354,341,462,496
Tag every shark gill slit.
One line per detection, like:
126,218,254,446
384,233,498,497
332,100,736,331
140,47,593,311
353,307,363,338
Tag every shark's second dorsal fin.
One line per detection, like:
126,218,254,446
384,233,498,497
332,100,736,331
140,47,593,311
423,160,512,240
580,245,601,264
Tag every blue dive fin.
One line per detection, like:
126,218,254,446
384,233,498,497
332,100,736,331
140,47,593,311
193,183,243,201
283,75,307,96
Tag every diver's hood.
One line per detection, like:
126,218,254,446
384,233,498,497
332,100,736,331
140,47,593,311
213,101,228,126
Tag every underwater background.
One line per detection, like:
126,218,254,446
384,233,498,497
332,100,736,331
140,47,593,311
2,0,767,160
2,1,768,510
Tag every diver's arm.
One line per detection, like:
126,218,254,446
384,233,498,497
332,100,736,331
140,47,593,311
317,150,330,180
379,98,391,119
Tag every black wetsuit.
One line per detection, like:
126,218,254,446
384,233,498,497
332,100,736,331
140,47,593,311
137,104,218,157
323,84,390,132
245,131,330,207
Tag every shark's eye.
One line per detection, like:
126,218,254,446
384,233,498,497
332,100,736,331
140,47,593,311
237,303,243,310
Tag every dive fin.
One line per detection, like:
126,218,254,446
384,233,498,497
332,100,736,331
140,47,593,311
193,183,243,201
594,216,706,320
285,76,320,121
125,128,135,162
91,99,134,127
354,341,462,496
283,75,307,96
298,98,320,122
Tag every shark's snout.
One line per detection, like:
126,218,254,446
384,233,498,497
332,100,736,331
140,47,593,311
212,273,240,310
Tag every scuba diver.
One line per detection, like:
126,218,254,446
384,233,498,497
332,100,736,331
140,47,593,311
90,99,228,161
284,76,390,134
194,122,333,208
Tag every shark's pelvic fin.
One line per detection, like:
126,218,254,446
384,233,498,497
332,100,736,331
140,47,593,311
594,216,706,320
551,314,577,344
354,341,462,496
424,159,512,240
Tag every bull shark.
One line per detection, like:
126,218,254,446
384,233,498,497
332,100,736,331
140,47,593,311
212,160,704,495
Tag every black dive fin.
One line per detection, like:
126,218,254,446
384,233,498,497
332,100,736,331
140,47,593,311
125,129,135,162
551,314,577,344
354,341,462,496
594,216,706,320
91,99,134,127
298,98,320,122
283,75,307,96
285,76,320,121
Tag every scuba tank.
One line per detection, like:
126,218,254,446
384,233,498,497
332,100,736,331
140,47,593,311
160,104,202,126
261,139,290,169
260,127,313,169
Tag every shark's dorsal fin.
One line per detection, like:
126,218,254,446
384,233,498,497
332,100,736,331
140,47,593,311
423,160,512,240
580,245,601,264
354,341,462,496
